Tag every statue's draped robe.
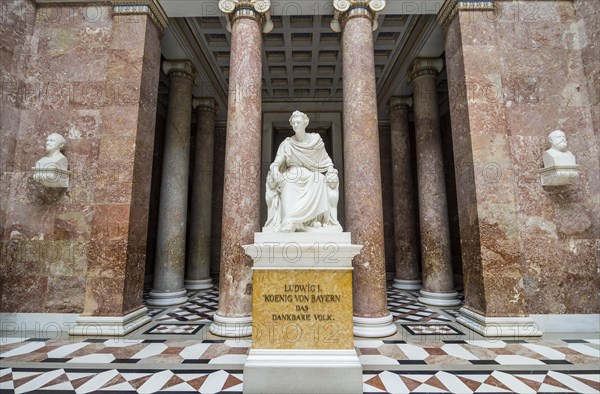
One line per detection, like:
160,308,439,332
266,133,335,229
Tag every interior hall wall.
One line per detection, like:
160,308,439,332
0,2,162,315
446,0,599,316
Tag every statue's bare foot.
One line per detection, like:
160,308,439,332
280,222,296,232
312,221,322,228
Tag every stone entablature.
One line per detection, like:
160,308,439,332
33,0,169,31
436,0,494,28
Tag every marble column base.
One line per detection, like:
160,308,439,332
184,278,213,290
393,279,422,291
457,307,542,337
353,313,397,338
418,290,461,307
69,307,151,336
146,289,188,307
244,349,362,394
209,313,252,337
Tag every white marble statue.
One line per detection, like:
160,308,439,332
540,129,579,186
32,133,70,188
265,111,342,232
543,130,577,167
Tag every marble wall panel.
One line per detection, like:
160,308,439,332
446,1,599,316
1,4,161,316
121,17,161,314
574,0,600,142
0,0,36,243
444,16,486,314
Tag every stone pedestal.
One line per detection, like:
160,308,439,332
211,3,270,337
147,60,197,307
185,97,218,291
409,58,461,307
243,232,363,394
388,96,421,292
336,0,396,337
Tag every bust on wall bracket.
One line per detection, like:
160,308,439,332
264,110,342,233
539,129,579,186
32,133,70,188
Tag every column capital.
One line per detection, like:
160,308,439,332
408,58,444,83
389,96,413,113
330,0,386,33
218,0,274,33
436,0,494,28
193,97,219,114
162,60,199,85
111,0,168,32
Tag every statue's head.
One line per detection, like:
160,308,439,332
46,133,66,154
289,110,309,131
548,130,567,152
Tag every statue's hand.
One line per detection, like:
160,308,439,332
325,170,339,187
268,169,283,188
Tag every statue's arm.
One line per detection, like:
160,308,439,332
270,141,287,173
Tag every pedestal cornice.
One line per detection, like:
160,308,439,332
408,57,444,83
218,0,274,33
162,60,199,85
331,0,386,32
436,0,494,28
388,96,413,113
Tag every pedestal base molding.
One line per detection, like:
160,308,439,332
457,307,543,337
418,290,461,307
69,307,151,336
146,289,188,306
244,349,362,393
209,314,252,337
353,313,397,337
393,279,422,291
184,278,213,290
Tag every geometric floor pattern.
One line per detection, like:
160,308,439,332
401,324,464,336
1,286,598,394
387,288,454,323
363,370,600,393
0,367,243,393
143,324,205,335
155,289,219,323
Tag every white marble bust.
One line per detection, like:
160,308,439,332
265,111,342,232
539,129,578,186
543,130,577,167
33,133,70,187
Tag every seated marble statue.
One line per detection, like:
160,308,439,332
33,133,69,186
542,130,577,167
265,111,342,232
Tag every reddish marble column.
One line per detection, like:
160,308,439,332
337,4,396,337
409,58,460,307
388,96,421,291
147,60,196,307
185,98,218,290
210,6,268,337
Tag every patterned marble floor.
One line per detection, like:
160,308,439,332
1,286,598,393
